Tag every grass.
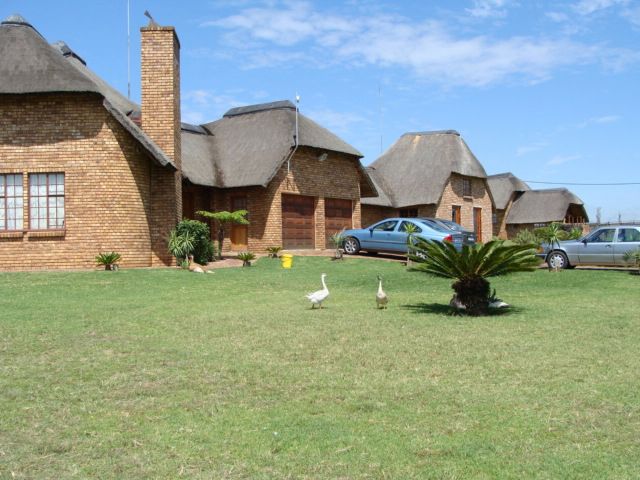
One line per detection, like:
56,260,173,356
1,257,639,479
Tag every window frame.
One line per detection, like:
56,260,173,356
29,173,65,231
462,178,472,197
0,174,24,231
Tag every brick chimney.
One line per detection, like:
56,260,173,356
140,22,182,266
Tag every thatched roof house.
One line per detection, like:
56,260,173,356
361,130,494,242
487,172,588,238
506,188,588,225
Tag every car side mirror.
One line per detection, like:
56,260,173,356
582,239,587,245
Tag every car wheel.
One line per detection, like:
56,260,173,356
547,251,569,269
343,237,361,255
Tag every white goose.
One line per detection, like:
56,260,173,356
306,273,329,309
376,275,389,309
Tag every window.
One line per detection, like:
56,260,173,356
588,228,615,243
399,208,418,218
29,173,65,230
399,221,422,233
373,220,398,232
492,213,498,225
452,205,461,224
617,228,640,243
462,178,472,197
1,174,23,231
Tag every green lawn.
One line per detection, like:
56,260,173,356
1,257,639,479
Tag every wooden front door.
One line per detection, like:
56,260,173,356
325,198,353,248
473,207,482,242
282,194,315,249
230,195,248,251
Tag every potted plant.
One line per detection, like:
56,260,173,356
95,252,122,271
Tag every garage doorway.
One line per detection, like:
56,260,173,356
282,194,315,249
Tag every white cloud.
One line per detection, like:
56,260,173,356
622,5,640,26
572,0,629,15
516,142,548,157
466,0,512,18
303,108,367,134
203,2,639,87
181,90,247,124
546,154,581,166
575,114,621,128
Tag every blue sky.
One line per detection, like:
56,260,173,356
4,0,640,222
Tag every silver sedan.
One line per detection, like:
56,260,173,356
540,225,640,269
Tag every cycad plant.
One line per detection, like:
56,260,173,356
410,239,540,316
537,223,566,271
403,222,419,266
197,209,249,260
237,251,256,267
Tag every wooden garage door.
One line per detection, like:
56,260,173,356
325,198,353,248
282,194,315,249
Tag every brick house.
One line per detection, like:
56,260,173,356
0,15,181,270
181,101,376,252
487,173,588,238
0,15,375,270
361,130,494,243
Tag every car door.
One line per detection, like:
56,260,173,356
364,220,399,251
614,227,640,265
395,221,424,253
578,228,616,265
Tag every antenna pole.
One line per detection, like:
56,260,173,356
127,0,131,99
295,93,300,147
378,83,383,154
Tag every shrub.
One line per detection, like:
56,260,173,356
174,219,213,264
513,229,540,246
95,252,122,270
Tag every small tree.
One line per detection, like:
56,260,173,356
410,239,540,316
197,210,249,260
403,222,419,266
329,230,346,259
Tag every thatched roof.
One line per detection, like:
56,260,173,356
506,188,587,224
487,172,530,210
363,167,395,207
0,15,174,170
0,15,99,95
184,101,376,195
52,41,140,116
361,130,487,208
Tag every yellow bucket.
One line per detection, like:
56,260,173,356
280,253,293,269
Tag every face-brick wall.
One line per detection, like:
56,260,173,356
0,93,172,270
434,173,493,243
209,147,363,253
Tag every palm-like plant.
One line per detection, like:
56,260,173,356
168,229,195,265
95,251,122,270
537,223,566,271
403,222,419,266
329,230,346,259
197,209,249,260
410,239,540,316
266,246,282,259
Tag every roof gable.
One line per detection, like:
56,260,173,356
487,172,530,210
363,131,487,208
